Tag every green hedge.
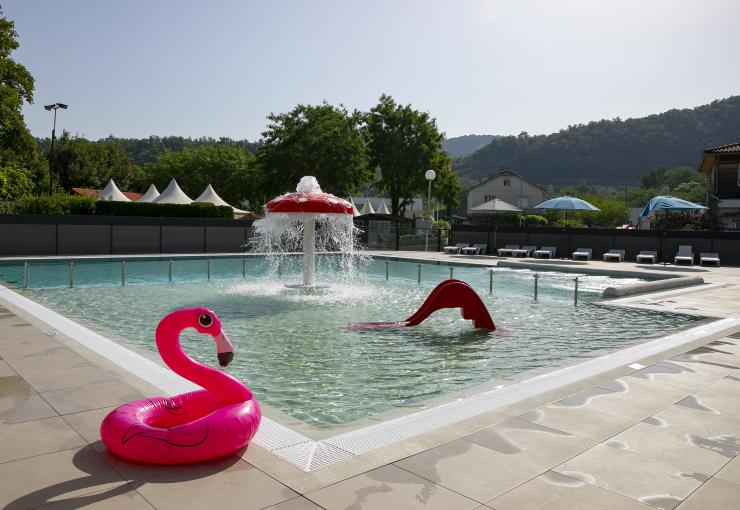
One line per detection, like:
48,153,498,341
15,195,98,215
96,200,233,218
13,194,234,218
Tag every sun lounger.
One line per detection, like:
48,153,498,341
534,246,556,258
512,245,537,257
699,252,720,267
602,249,625,262
674,245,694,266
572,248,592,261
462,244,487,255
636,250,657,264
497,245,519,256
443,242,468,254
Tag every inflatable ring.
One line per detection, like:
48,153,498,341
101,308,261,464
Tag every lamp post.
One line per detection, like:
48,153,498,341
44,103,68,195
424,169,436,251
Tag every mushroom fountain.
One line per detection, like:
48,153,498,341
254,176,357,289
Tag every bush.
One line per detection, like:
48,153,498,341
12,194,233,218
15,194,97,215
522,214,548,226
96,200,233,218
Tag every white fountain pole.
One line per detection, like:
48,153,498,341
303,214,316,287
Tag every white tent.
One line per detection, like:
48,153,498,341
98,179,131,202
359,198,375,215
137,184,160,203
376,199,391,215
349,197,361,217
153,178,193,204
194,184,247,214
469,198,522,214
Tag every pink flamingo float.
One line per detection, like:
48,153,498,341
100,308,261,464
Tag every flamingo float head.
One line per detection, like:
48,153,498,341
189,307,235,367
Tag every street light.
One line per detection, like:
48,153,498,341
424,169,436,251
44,102,68,195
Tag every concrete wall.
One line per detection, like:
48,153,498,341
0,215,252,256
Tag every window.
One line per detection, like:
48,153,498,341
504,179,510,187
484,195,496,202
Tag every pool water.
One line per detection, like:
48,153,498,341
0,257,702,428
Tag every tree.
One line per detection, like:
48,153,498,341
255,102,370,200
365,94,450,217
672,182,706,204
145,144,255,207
0,161,33,200
582,195,629,228
432,164,462,216
661,166,705,190
53,132,145,192
640,166,667,188
0,7,40,197
0,8,35,165
453,95,740,187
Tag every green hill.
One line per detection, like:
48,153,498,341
454,96,740,186
442,134,496,158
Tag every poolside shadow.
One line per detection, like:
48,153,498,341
3,444,247,510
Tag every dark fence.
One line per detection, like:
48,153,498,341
0,215,254,256
449,225,740,265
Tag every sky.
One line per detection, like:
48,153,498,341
5,0,740,142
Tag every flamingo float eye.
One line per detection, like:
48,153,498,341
198,313,214,328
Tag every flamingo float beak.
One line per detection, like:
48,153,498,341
214,330,235,367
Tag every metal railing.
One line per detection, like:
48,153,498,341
17,257,583,305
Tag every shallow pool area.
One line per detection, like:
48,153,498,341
0,256,703,428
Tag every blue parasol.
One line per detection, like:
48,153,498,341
535,196,601,211
639,195,707,217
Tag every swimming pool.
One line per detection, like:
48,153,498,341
0,256,702,429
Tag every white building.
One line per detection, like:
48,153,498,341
466,170,544,214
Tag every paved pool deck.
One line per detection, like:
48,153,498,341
2,253,740,509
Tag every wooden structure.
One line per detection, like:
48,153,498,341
698,142,740,229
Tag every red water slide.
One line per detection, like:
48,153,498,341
344,279,495,331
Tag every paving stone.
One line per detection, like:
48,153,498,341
135,456,299,510
0,416,86,463
394,439,543,503
608,408,740,475
554,444,708,509
674,477,740,509
0,393,58,425
517,405,635,442
262,497,325,510
40,378,142,415
307,464,479,510
38,484,155,510
715,455,740,485
487,470,653,509
463,417,595,470
8,348,114,392
0,446,126,510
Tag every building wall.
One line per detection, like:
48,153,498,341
467,174,544,213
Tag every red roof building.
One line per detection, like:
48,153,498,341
71,187,144,202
